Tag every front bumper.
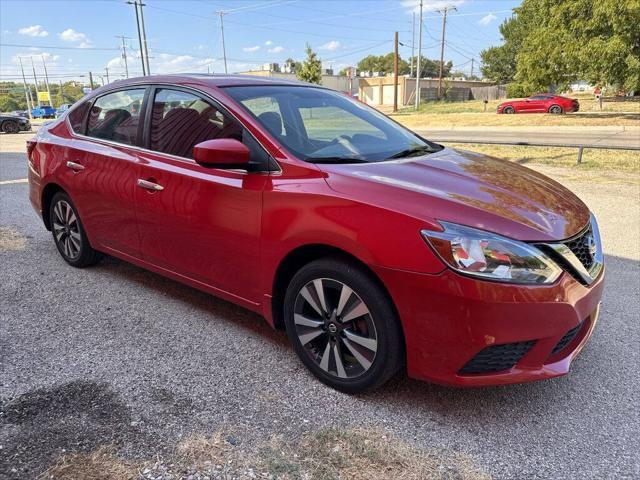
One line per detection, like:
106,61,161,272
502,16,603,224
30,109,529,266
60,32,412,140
374,265,604,387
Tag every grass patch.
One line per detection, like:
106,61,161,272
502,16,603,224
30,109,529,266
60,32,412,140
41,446,137,480
41,428,492,480
448,143,640,173
392,95,639,128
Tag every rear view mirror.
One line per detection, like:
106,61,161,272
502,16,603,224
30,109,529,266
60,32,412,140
193,139,250,169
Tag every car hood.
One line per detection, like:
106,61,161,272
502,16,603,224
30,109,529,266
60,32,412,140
319,147,590,242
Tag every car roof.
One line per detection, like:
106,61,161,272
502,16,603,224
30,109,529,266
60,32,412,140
105,73,320,89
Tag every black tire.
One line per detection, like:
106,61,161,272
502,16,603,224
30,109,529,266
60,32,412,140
503,106,515,114
548,104,563,114
2,120,19,134
283,257,403,393
49,192,102,268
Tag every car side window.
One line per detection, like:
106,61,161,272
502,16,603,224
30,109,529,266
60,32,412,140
86,89,146,145
68,100,91,134
149,89,245,159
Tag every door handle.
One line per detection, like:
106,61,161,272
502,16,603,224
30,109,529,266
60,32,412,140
66,161,85,171
137,179,164,191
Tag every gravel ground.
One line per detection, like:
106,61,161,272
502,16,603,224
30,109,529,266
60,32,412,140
1,134,639,479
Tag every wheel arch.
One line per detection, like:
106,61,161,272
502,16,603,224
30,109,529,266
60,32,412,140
41,182,66,230
270,243,404,345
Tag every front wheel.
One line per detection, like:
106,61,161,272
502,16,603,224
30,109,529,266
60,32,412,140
2,121,19,134
50,192,102,267
503,106,515,114
284,258,404,393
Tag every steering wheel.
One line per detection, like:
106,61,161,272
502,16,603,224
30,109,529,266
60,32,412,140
331,134,360,156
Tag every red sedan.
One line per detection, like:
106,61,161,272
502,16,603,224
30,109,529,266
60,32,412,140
497,94,580,114
27,75,603,392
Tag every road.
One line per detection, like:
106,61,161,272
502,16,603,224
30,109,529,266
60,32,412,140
416,126,640,149
1,138,639,479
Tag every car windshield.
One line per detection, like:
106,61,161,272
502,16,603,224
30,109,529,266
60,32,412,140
224,85,440,163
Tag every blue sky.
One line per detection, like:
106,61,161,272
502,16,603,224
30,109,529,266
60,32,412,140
0,0,519,83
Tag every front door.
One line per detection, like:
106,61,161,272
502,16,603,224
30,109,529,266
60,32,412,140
63,88,146,258
134,87,270,304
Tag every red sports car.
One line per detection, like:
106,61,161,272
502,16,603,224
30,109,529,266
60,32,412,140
27,75,603,392
497,94,580,114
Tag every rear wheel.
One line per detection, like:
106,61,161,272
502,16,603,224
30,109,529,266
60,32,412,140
503,106,515,114
2,121,19,134
284,258,403,393
50,192,102,267
548,104,563,114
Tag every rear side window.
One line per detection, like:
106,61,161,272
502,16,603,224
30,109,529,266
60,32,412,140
68,100,91,134
86,89,146,145
149,89,243,158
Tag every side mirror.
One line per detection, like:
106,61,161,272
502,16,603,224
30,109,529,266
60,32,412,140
193,138,250,169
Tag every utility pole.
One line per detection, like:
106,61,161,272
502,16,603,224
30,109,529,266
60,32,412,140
138,0,151,75
410,12,415,78
89,71,94,90
414,0,423,110
393,31,399,112
116,35,130,78
30,57,39,105
105,67,110,84
128,0,147,75
437,6,456,100
18,57,33,119
59,80,64,104
470,58,474,79
218,11,228,74
41,55,53,107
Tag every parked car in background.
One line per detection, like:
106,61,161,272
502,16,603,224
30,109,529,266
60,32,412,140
55,103,73,118
497,94,580,114
0,113,31,133
27,75,604,392
31,105,57,119
10,110,29,118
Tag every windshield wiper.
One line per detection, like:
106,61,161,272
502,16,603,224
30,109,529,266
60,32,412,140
386,145,435,160
305,156,369,164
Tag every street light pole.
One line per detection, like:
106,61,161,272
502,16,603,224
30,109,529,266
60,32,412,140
218,11,228,74
128,0,147,75
415,0,423,110
41,55,53,107
18,57,33,119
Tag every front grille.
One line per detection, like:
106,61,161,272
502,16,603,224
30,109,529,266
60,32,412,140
564,225,595,271
551,322,582,356
459,341,535,375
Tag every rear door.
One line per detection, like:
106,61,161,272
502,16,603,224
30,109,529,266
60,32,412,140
62,87,147,258
133,86,270,304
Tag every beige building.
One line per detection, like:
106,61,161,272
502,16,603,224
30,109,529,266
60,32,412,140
238,70,357,94
358,76,495,106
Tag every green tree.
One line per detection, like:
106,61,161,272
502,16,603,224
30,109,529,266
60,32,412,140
407,56,451,78
481,0,640,93
357,53,409,76
296,44,322,84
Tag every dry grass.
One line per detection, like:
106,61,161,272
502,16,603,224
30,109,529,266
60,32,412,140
392,94,639,128
41,446,137,480
260,427,491,480
40,428,491,480
447,143,640,174
0,226,27,251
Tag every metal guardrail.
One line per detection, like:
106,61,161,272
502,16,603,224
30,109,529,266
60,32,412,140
431,139,640,165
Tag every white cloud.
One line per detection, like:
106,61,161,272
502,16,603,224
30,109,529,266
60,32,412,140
59,28,90,44
265,40,273,46
243,45,260,52
18,25,49,37
478,13,497,26
401,0,465,13
319,40,341,51
268,46,284,53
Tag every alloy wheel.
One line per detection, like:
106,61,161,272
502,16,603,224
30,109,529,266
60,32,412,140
52,200,82,259
549,105,562,114
293,278,378,379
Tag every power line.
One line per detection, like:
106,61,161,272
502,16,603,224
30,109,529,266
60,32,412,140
0,42,119,51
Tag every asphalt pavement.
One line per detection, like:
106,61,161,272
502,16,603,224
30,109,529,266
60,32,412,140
1,142,639,479
418,126,640,148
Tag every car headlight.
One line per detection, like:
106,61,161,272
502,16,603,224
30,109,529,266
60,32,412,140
421,222,562,284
